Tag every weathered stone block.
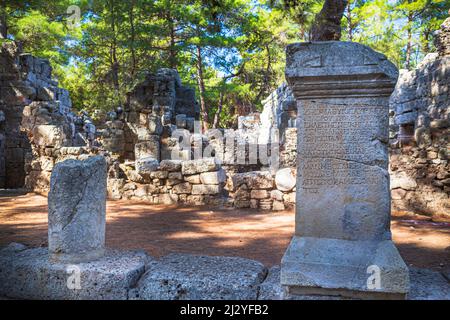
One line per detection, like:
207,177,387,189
232,171,274,190
133,254,267,300
250,199,259,209
390,171,418,190
168,171,183,180
270,189,284,201
185,174,201,184
282,41,409,299
159,159,182,172
258,266,283,300
156,193,179,205
166,177,183,186
135,137,160,161
0,247,149,300
272,200,285,211
135,157,159,177
200,168,227,185
181,158,220,175
234,188,250,200
275,168,296,191
48,156,107,263
191,184,221,195
259,199,273,210
281,237,410,299
186,195,206,205
107,178,125,200
175,114,187,128
172,182,192,194
32,125,65,148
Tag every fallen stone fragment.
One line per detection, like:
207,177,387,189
181,158,220,175
0,247,150,300
135,157,160,177
48,156,107,263
275,168,296,191
258,266,450,300
200,168,227,185
192,184,221,195
134,254,267,300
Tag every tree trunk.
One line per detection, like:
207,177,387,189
129,0,137,78
168,8,177,69
110,0,120,104
347,0,353,41
423,27,430,54
212,91,223,129
0,6,7,39
311,0,348,41
255,44,271,104
196,45,208,131
405,12,413,70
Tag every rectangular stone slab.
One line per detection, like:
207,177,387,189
296,99,391,241
282,41,409,299
0,247,149,300
281,236,410,299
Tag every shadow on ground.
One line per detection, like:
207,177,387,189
0,193,449,271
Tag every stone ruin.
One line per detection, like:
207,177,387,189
1,19,448,219
238,82,298,168
231,17,450,219
100,68,200,161
0,40,299,211
100,68,299,210
0,41,100,194
0,149,447,300
0,156,269,299
3,41,450,300
389,17,450,218
281,41,409,299
435,14,450,57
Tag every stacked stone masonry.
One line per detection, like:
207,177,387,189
107,157,296,210
389,18,450,219
0,41,97,194
1,26,448,217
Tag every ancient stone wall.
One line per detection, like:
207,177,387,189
125,68,199,161
106,156,296,210
98,69,297,210
236,83,298,169
4,36,446,216
0,42,32,188
229,169,296,211
107,158,225,205
0,41,98,193
389,18,450,219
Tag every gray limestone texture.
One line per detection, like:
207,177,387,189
132,253,267,300
0,246,150,300
282,41,409,299
48,156,107,263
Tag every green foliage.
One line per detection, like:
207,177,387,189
2,0,448,123
341,0,450,69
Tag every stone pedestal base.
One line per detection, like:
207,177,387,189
0,247,150,300
50,248,106,263
281,236,410,300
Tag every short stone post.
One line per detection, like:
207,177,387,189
48,156,107,262
281,42,409,299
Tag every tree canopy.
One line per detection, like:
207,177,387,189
1,0,449,128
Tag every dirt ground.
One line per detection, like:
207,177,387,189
0,192,449,272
